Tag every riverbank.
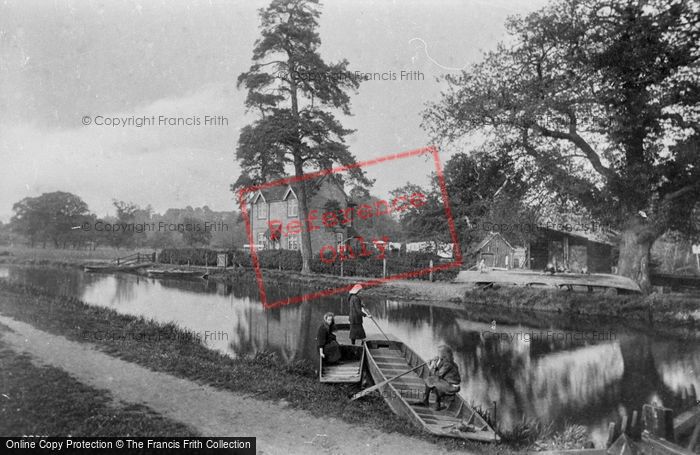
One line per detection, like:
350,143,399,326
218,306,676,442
209,267,700,328
0,280,596,453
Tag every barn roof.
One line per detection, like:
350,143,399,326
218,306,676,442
474,231,514,252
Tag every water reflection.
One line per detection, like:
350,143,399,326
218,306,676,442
1,265,698,447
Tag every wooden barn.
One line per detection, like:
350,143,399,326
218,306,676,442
473,232,519,268
527,227,615,273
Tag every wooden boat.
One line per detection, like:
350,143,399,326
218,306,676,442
364,339,500,442
146,269,208,279
454,270,642,294
84,263,150,273
319,315,364,383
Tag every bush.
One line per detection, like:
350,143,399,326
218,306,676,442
158,248,217,266
256,250,302,271
158,248,251,267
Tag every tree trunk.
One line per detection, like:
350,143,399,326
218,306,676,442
294,157,313,274
288,61,312,274
617,217,659,293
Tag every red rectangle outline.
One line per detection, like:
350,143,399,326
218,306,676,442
237,145,462,309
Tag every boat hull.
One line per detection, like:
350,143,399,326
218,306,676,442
146,269,207,279
84,263,150,273
454,269,641,293
364,339,499,442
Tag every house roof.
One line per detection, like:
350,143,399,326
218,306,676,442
474,231,514,252
537,225,618,246
255,186,289,202
251,174,348,204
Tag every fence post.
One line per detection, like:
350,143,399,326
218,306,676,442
642,403,675,441
429,259,434,282
383,257,387,278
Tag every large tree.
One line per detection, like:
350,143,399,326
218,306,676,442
11,191,90,248
391,149,538,254
236,0,371,273
424,0,700,291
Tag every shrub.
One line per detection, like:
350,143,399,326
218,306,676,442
256,250,302,271
158,248,252,267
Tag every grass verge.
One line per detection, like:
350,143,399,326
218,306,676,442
0,327,197,436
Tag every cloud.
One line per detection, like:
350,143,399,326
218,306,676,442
0,84,244,220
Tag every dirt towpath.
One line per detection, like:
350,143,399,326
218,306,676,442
0,314,461,455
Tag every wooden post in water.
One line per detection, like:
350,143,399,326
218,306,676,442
631,410,639,438
605,422,617,447
643,403,675,441
492,401,497,441
689,422,700,451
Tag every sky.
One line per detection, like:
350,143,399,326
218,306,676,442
0,0,550,221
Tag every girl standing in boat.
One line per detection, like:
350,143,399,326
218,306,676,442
317,312,341,364
348,284,371,345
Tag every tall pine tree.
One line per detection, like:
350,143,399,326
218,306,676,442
236,0,370,273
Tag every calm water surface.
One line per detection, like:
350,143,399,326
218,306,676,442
2,265,698,447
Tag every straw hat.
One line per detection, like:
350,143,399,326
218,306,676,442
349,284,363,294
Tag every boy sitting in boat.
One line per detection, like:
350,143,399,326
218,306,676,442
415,345,461,411
317,312,341,364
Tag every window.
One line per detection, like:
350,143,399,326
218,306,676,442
256,201,267,219
257,232,266,248
287,198,298,217
288,234,300,251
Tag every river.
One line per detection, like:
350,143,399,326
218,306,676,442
1,265,698,447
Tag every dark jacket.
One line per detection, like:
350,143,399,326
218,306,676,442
349,294,364,325
316,323,336,349
430,358,461,385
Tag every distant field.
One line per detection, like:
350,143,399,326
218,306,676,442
0,245,150,263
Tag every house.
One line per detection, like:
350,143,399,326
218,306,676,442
473,232,518,268
247,176,355,254
527,227,616,273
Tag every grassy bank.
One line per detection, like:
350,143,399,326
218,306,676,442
0,245,144,267
0,280,594,453
462,287,700,327
0,328,196,436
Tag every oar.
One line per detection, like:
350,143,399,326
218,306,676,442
351,361,427,401
368,315,390,342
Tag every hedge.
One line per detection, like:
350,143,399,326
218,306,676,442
158,248,250,267
311,250,458,281
158,248,458,281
